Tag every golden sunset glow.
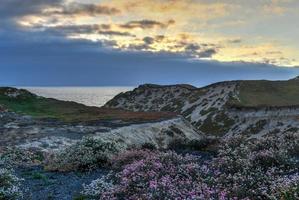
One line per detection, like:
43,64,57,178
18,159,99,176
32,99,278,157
13,0,299,66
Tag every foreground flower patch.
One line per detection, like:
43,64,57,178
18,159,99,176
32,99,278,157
82,133,299,200
45,137,126,171
0,158,23,200
83,151,228,199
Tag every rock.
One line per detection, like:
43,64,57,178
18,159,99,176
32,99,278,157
95,117,204,149
18,136,78,152
4,122,20,129
0,105,6,112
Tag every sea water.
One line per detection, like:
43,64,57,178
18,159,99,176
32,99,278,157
21,87,134,107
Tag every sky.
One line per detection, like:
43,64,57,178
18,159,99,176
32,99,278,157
1,0,299,86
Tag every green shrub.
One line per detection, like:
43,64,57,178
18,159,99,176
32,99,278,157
0,159,22,200
281,185,299,200
168,137,216,151
45,137,126,172
140,143,157,150
0,148,44,167
73,194,88,200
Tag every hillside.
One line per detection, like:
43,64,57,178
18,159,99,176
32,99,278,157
233,78,299,108
0,87,176,123
0,87,202,152
105,77,299,137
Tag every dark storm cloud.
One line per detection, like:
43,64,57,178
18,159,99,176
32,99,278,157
120,19,175,29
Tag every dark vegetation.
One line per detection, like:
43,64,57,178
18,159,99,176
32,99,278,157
198,112,235,136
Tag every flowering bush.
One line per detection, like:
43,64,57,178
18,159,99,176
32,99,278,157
0,159,22,200
109,149,153,170
0,147,44,167
82,173,115,198
209,133,299,199
45,137,126,171
274,174,299,200
83,132,299,200
83,150,228,199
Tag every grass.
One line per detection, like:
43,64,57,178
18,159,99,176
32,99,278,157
22,171,47,180
31,172,48,180
233,79,299,108
281,185,299,200
0,87,176,123
73,195,88,200
22,171,53,186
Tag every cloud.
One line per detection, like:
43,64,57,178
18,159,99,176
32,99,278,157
0,0,121,25
227,39,242,44
0,0,120,29
1,34,298,86
117,0,233,20
0,0,62,18
120,34,219,59
185,44,201,53
263,4,286,15
197,49,217,58
98,30,135,37
48,2,121,16
266,51,282,55
120,19,175,29
127,43,153,51
1,0,299,67
1,1,299,86
47,24,135,37
50,24,102,34
143,37,155,44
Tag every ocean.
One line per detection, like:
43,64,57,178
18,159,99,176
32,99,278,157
21,87,134,107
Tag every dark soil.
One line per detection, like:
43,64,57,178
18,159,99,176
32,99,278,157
16,166,108,200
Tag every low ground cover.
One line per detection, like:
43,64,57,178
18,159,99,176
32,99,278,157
81,133,299,200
